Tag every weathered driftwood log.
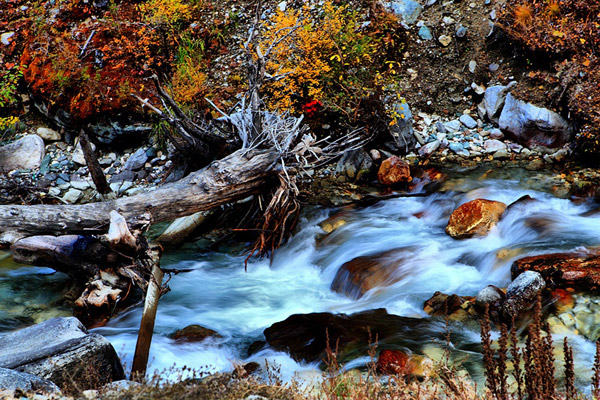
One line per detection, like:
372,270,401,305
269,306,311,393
11,211,161,323
0,149,278,241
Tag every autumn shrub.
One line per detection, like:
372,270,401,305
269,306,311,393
260,1,405,131
499,0,600,161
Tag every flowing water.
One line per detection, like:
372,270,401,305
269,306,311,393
1,166,600,386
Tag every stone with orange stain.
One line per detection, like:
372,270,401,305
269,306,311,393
445,199,507,239
331,248,414,299
376,349,410,375
377,156,411,186
512,250,600,291
551,289,575,313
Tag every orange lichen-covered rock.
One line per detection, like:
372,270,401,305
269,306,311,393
377,156,411,185
445,199,507,239
376,349,410,375
511,250,600,292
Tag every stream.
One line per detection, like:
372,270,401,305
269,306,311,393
1,166,600,387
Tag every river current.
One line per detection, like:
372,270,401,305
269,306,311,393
1,166,600,384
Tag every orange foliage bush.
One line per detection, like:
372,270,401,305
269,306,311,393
500,0,600,160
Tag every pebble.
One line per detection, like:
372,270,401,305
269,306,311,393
459,114,477,129
36,127,61,141
489,63,499,72
418,26,433,40
0,32,14,45
455,25,467,38
489,128,504,139
438,35,452,47
62,188,83,203
444,120,462,132
468,60,477,74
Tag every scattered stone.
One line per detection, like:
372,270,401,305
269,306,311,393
444,120,461,132
62,188,83,203
70,179,91,191
377,156,411,186
123,148,148,171
498,93,573,152
483,139,507,154
455,25,467,38
36,127,61,141
435,121,447,133
172,325,221,342
72,140,96,165
489,128,504,140
418,140,440,157
385,0,423,25
493,148,510,159
489,63,499,72
438,35,452,47
0,317,124,389
471,82,485,95
0,135,45,171
418,26,433,40
459,114,477,129
449,142,469,157
445,199,507,239
0,32,14,46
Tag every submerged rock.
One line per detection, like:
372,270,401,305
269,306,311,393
263,309,435,364
331,248,415,299
173,324,221,342
0,317,124,389
377,156,411,186
423,291,475,321
445,199,507,239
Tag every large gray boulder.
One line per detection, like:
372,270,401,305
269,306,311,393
498,93,573,152
0,317,124,390
335,148,374,182
481,83,515,123
0,367,59,392
0,135,45,171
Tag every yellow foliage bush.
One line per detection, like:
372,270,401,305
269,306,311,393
139,0,193,26
260,1,403,124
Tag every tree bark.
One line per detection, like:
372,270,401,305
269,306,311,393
0,149,279,240
80,128,111,194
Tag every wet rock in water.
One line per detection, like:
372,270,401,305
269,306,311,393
551,289,575,314
423,291,475,321
377,156,411,186
511,250,600,291
0,367,60,393
0,317,124,389
445,199,507,239
173,324,221,342
263,309,433,363
475,285,505,321
331,248,414,299
336,148,374,182
498,93,573,152
408,167,447,193
376,349,410,375
502,271,546,321
0,135,45,171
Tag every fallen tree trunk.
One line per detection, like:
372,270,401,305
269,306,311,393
0,149,278,241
